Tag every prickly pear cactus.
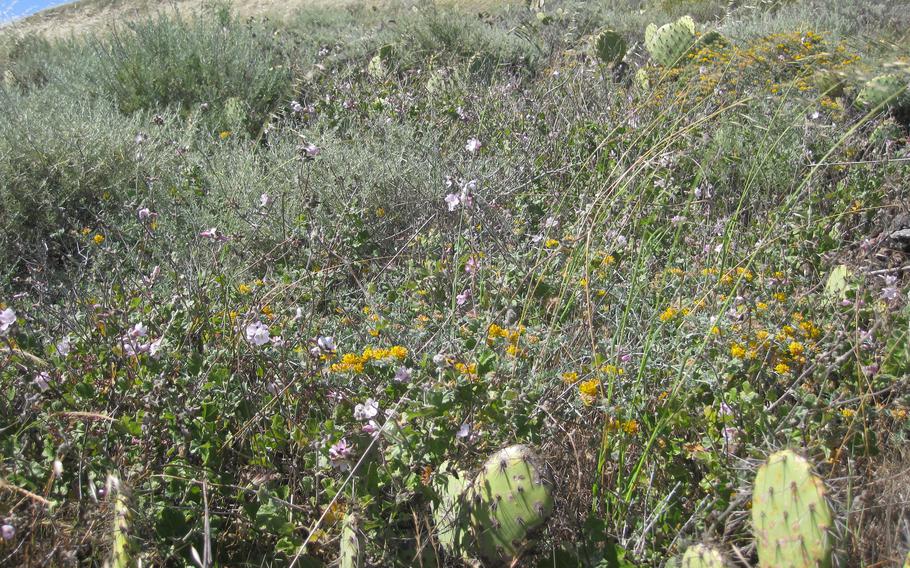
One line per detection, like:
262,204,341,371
593,29,626,67
752,450,833,568
645,16,697,67
104,475,133,568
466,445,554,564
432,473,470,556
681,544,726,568
339,513,364,568
855,74,909,111
367,45,395,79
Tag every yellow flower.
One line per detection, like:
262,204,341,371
238,284,252,294
774,362,791,374
659,306,679,322
368,328,380,337
389,345,408,360
730,343,746,359
578,379,600,405
561,372,578,385
756,302,768,311
544,239,560,248
375,207,385,217
840,408,855,419
220,131,231,140
788,341,804,357
772,292,786,302
622,420,640,435
93,234,105,245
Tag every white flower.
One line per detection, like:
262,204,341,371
1,524,14,541
456,423,471,439
290,100,304,113
56,336,72,357
317,336,336,352
128,323,147,339
445,193,461,211
393,367,412,383
292,307,304,323
148,337,163,359
353,398,379,420
465,137,482,154
259,193,271,208
53,459,63,476
0,308,16,335
245,321,271,346
138,207,151,220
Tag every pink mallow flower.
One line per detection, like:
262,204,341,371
0,308,16,335
245,321,271,346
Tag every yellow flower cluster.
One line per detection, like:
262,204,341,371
578,378,600,405
330,345,408,373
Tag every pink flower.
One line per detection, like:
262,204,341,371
393,367,412,383
199,228,227,242
445,193,461,211
329,438,354,470
456,289,471,306
0,307,16,335
362,420,381,438
465,137,482,154
245,321,271,346
354,398,379,420
34,372,52,392
465,257,479,274
138,207,151,221
128,323,147,339
1,524,14,541
303,143,320,158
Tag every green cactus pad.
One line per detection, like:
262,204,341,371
752,450,833,568
593,29,627,67
645,16,697,67
467,445,554,564
339,513,364,568
432,473,471,556
681,544,726,568
855,74,909,111
105,475,133,568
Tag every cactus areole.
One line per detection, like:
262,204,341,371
752,450,833,568
466,445,554,564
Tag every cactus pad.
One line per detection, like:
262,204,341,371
593,29,627,68
752,450,833,568
339,513,364,568
466,444,554,564
645,16,697,67
681,544,726,568
432,473,470,556
104,475,133,568
855,74,909,112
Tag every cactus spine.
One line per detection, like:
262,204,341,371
681,544,727,568
339,513,364,568
645,16,697,67
752,450,833,568
593,30,627,68
466,444,554,564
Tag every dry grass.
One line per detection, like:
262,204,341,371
2,0,520,39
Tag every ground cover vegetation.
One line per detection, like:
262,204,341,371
1,0,909,565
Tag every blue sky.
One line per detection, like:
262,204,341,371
1,0,73,22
